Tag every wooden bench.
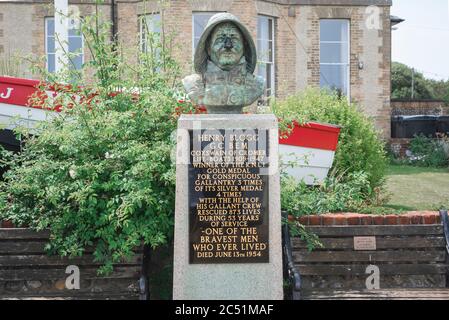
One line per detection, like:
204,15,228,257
283,210,449,300
0,228,150,300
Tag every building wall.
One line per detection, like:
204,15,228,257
392,100,449,116
0,3,34,77
294,5,391,138
0,0,393,138
0,1,111,79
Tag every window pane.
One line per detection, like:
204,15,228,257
68,22,82,36
257,63,267,85
46,16,84,71
320,19,349,96
268,18,273,40
268,40,273,62
47,36,55,54
320,64,348,95
69,55,83,70
320,19,348,42
193,13,214,39
69,37,82,54
144,14,161,33
193,12,224,53
257,16,269,40
46,18,55,35
140,14,161,53
47,53,55,73
193,37,201,51
257,16,275,98
266,63,272,96
257,39,270,62
320,42,348,64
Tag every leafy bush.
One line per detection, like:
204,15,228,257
0,50,23,77
409,134,448,167
272,88,388,191
391,62,435,100
281,171,372,217
0,11,182,273
391,62,449,104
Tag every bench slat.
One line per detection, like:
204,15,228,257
0,267,141,281
0,254,142,267
0,241,143,255
301,274,446,290
293,236,446,250
294,250,446,263
0,229,50,240
0,278,139,297
297,263,448,276
302,289,449,300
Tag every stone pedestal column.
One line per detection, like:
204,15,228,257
173,114,283,300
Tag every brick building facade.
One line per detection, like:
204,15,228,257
0,0,394,138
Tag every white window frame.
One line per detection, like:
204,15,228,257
319,19,350,98
45,16,84,72
192,12,223,60
45,17,55,73
257,15,276,98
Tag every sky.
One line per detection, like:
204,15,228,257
391,0,449,81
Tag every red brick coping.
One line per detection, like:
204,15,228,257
289,211,441,226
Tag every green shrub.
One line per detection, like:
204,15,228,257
409,134,448,167
281,171,372,216
0,10,181,274
271,88,388,191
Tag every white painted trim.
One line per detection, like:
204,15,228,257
54,0,69,73
279,145,336,168
279,144,336,185
0,102,57,130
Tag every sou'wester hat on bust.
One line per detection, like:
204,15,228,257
193,12,257,75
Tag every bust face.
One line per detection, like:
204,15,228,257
208,22,244,71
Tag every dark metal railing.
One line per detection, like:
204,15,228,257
282,211,301,300
440,210,449,288
139,244,151,300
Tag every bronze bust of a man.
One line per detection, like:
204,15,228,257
182,13,265,114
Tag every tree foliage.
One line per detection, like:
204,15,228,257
392,62,449,103
0,8,185,274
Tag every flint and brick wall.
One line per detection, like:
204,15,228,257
392,100,449,116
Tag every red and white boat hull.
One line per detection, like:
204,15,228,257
279,122,341,185
0,76,57,130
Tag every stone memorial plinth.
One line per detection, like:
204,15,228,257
173,114,283,300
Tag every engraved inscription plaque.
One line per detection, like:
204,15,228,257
354,236,377,251
188,129,269,264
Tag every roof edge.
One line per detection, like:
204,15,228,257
262,0,392,6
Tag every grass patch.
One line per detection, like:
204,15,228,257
387,165,449,175
384,164,449,211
